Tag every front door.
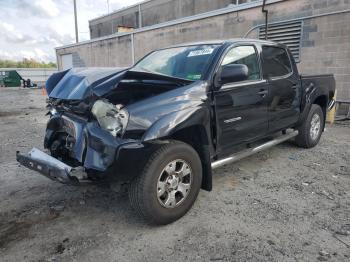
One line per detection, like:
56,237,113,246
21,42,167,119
214,45,269,155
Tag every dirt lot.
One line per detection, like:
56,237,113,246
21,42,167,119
0,88,349,262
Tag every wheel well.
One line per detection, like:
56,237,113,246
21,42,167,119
314,95,327,115
169,125,208,147
313,95,327,112
313,95,327,129
168,125,212,191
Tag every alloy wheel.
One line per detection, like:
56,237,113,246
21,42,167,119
157,159,192,208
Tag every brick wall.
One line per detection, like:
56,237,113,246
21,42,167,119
89,0,250,38
298,12,350,100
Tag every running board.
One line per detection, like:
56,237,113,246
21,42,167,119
211,130,299,170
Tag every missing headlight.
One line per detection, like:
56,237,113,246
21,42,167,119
91,100,129,137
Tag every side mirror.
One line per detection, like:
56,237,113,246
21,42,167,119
216,64,249,88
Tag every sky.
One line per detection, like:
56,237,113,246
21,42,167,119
0,0,142,63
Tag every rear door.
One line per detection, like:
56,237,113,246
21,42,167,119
261,46,300,132
214,44,269,154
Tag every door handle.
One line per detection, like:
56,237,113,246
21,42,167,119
291,84,298,90
258,90,268,97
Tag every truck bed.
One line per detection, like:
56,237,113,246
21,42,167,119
301,74,336,100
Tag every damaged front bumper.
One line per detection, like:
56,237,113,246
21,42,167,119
17,112,165,185
16,148,88,185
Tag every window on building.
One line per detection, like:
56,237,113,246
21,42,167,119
261,46,292,78
221,45,260,81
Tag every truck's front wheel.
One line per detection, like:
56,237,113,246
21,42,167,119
129,141,202,225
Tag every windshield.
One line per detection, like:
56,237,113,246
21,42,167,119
133,45,220,81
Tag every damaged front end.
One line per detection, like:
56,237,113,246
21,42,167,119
16,104,136,184
17,66,202,185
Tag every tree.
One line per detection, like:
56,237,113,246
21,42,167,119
0,59,57,68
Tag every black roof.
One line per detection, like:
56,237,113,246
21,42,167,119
168,38,284,48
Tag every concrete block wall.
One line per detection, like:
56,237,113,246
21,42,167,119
57,0,350,101
139,0,235,27
89,0,259,38
57,35,134,68
133,8,261,60
298,12,350,100
90,5,140,38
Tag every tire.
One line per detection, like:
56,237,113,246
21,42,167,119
129,140,202,225
295,104,324,148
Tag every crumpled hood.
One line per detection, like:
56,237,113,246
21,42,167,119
46,67,128,100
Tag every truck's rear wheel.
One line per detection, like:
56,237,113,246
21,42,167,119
295,104,324,148
129,140,202,225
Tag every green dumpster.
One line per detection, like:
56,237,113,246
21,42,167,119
0,70,22,87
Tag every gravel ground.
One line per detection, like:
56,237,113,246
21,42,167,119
0,88,349,262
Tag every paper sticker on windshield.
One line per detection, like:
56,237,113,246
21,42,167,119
187,74,201,80
188,48,214,57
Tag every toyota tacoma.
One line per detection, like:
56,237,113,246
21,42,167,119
17,39,336,224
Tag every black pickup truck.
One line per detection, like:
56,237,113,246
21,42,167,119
17,39,335,224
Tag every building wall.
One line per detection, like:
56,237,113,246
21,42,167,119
90,5,140,38
56,0,350,101
57,35,134,68
298,12,350,100
132,7,261,60
89,0,258,38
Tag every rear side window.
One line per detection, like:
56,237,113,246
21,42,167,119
261,46,292,78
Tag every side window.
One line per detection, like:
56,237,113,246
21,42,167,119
261,46,292,78
221,45,260,81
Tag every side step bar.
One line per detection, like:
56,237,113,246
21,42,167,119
211,130,299,170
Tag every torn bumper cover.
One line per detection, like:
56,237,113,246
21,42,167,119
16,111,165,185
16,148,87,185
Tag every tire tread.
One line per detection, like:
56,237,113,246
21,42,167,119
295,104,324,148
129,140,200,224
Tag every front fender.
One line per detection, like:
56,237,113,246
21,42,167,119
142,106,211,142
141,106,213,192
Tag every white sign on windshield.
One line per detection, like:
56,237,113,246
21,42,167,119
187,48,214,57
